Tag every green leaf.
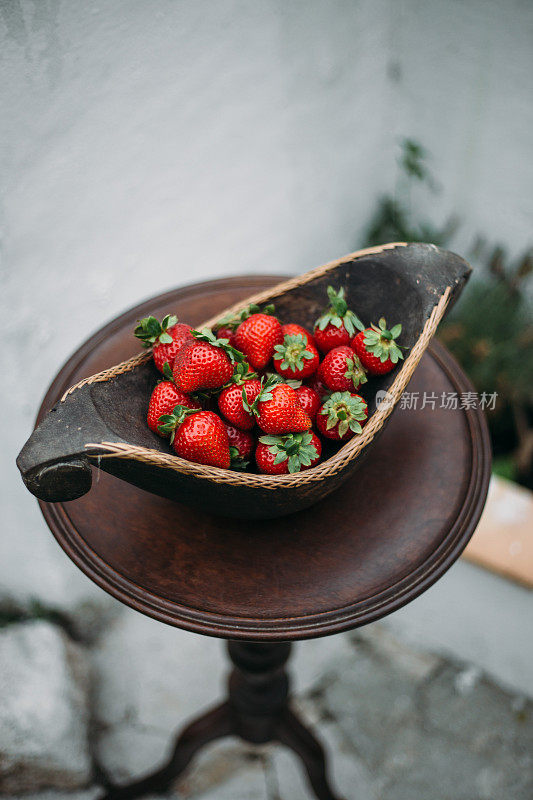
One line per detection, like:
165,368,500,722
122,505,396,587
159,332,173,344
288,454,301,473
259,435,282,446
338,419,349,438
274,451,289,464
241,386,251,413
390,323,402,338
162,361,174,380
349,419,363,434
146,317,161,337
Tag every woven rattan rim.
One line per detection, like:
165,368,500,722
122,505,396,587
59,242,452,489
60,242,402,401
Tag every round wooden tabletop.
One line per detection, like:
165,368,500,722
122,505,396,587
37,276,491,641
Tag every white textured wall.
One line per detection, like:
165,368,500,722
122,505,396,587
1,1,532,621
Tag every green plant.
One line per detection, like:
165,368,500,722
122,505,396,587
365,139,458,246
440,246,533,487
363,139,533,489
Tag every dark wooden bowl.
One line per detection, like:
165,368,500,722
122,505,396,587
17,243,471,519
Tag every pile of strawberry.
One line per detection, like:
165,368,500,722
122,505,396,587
134,288,403,474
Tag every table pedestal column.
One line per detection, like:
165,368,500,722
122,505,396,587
99,641,344,800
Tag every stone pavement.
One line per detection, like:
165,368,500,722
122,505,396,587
1,606,531,800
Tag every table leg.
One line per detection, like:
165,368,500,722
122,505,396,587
98,640,344,800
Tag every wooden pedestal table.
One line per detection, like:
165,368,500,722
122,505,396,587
34,276,491,800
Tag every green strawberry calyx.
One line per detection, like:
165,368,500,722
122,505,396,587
191,328,246,364
273,334,315,373
264,372,302,389
223,361,258,388
162,362,175,381
216,302,276,332
242,374,278,417
363,318,404,364
134,314,178,347
259,432,318,474
315,286,364,338
157,404,199,443
229,446,249,471
319,391,367,438
344,353,368,388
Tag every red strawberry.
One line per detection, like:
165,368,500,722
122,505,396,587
159,406,230,468
256,431,322,474
147,381,200,435
316,391,368,441
173,329,244,393
134,315,193,373
215,303,276,343
224,422,254,470
351,318,404,375
305,372,329,400
318,346,367,392
314,287,364,353
250,378,312,435
224,423,254,459
295,385,321,421
215,325,236,347
281,323,315,346
218,374,262,431
273,333,319,380
234,313,283,371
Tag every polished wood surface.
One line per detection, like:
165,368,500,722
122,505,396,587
37,276,491,641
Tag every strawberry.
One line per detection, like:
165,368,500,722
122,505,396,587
234,313,283,371
134,315,193,373
147,381,200,435
256,432,322,474
224,422,254,470
273,333,319,380
158,406,230,468
224,423,254,459
281,323,315,346
247,377,312,435
215,303,275,345
351,318,404,375
305,372,330,400
218,367,262,431
318,346,368,392
316,391,368,440
173,328,244,393
216,325,236,347
294,385,321,421
314,287,364,353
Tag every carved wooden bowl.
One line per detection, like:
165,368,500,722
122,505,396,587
17,243,471,519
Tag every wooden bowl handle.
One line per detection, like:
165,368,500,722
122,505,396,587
21,457,93,502
17,388,112,503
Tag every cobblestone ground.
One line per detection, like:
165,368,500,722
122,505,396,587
0,610,531,800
